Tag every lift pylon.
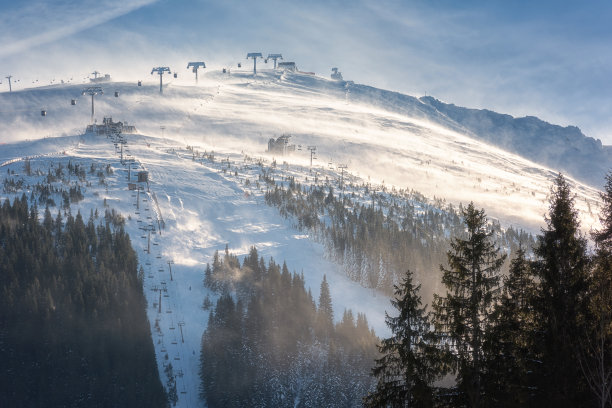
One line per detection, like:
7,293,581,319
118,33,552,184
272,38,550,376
151,67,171,94
187,62,206,83
266,54,283,69
246,53,263,75
81,86,104,124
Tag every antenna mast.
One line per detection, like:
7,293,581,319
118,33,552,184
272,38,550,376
187,62,206,84
81,86,104,124
246,53,263,75
151,66,171,93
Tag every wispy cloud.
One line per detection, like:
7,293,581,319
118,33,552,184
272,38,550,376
2,0,612,142
0,0,158,58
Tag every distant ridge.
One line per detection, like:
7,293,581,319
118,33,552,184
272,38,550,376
419,96,611,187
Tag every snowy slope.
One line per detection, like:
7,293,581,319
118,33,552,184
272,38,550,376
0,70,606,407
420,96,611,187
0,70,603,231
0,133,392,408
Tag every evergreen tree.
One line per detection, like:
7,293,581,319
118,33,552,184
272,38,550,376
317,274,334,341
484,246,537,406
364,270,438,408
580,172,612,408
432,202,506,407
532,173,591,407
0,198,166,407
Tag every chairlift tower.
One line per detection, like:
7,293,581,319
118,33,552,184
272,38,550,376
81,86,104,124
167,259,175,281
337,164,348,194
266,54,283,69
246,53,263,75
187,62,206,84
178,321,185,343
307,146,317,167
5,75,12,92
151,67,171,94
91,70,100,79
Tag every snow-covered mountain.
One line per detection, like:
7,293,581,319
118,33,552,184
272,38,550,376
420,96,611,187
0,70,604,231
0,69,606,407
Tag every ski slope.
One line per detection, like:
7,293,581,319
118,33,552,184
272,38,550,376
0,70,606,407
0,133,392,408
0,70,603,232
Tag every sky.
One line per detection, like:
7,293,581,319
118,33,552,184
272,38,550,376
1,0,611,143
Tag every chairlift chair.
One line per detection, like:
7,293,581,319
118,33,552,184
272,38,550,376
138,80,142,86
173,73,178,78
238,63,241,68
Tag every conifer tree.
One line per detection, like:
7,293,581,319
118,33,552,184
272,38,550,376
532,174,590,407
484,246,537,406
317,274,334,341
432,202,506,407
580,172,612,408
364,270,437,408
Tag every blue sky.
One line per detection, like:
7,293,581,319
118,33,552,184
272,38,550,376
2,0,611,142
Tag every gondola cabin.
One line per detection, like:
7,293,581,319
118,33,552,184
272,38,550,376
41,109,47,116
71,99,76,105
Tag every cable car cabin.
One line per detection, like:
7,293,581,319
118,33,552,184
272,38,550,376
41,110,47,116
71,99,76,105
138,80,142,86
114,91,119,97
173,73,177,78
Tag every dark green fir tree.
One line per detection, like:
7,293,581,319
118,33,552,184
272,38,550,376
432,202,506,408
316,274,334,342
484,246,538,406
364,270,438,408
532,173,591,407
580,172,612,408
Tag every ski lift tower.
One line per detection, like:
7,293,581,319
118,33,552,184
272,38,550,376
81,86,104,124
266,54,283,69
151,66,171,94
246,53,263,75
307,145,317,168
187,62,206,84
5,75,13,92
337,164,348,194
